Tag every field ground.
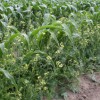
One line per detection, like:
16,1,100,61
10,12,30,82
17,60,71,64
43,72,100,100
67,72,100,100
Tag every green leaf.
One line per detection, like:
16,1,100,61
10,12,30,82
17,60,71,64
0,20,7,27
21,33,29,45
89,7,95,13
0,7,3,11
0,43,5,57
7,6,14,13
70,5,77,12
62,24,71,36
7,26,19,33
0,68,16,85
1,14,8,22
49,30,59,45
5,33,19,48
43,13,56,25
0,49,3,58
30,24,62,37
34,50,47,55
0,42,5,53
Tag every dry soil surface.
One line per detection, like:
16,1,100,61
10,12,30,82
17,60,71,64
67,72,100,100
43,72,100,100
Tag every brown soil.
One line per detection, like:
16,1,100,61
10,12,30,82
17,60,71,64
42,72,100,100
67,72,100,100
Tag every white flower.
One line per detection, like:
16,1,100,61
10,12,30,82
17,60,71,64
46,56,52,60
56,61,63,68
55,50,60,54
41,79,46,85
59,63,63,68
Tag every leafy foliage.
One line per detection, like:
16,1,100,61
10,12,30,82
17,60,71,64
0,0,100,99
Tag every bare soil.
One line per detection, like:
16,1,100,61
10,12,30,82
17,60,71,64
43,72,100,100
67,72,100,100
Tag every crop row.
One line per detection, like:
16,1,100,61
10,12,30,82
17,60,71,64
0,0,100,100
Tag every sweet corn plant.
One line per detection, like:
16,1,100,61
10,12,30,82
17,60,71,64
0,0,100,99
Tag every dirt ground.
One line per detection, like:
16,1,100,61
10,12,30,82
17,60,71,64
43,72,100,100
42,73,100,100
67,72,100,100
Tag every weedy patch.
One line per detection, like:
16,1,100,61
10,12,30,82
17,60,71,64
0,0,100,100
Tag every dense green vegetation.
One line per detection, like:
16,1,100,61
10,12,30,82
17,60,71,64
0,0,100,99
